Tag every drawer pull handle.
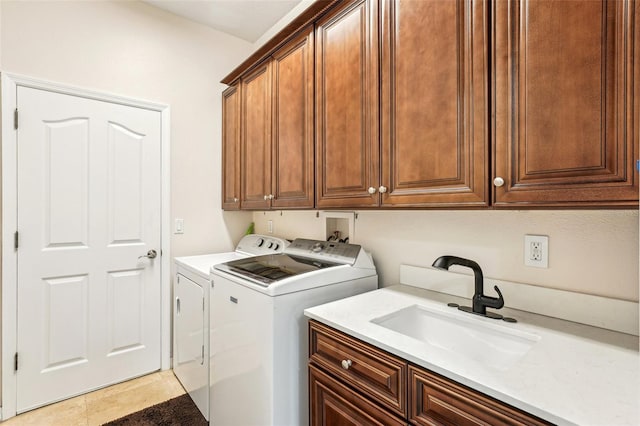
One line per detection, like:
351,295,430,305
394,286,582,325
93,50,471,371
341,359,353,370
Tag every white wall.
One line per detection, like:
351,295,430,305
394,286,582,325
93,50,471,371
253,209,639,302
220,0,316,75
253,0,315,47
0,0,254,260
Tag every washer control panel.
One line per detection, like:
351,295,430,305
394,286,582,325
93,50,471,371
286,239,361,264
235,234,290,256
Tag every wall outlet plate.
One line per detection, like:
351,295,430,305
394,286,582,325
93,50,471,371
524,235,548,268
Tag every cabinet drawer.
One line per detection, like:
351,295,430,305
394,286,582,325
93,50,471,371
409,365,551,426
309,321,407,417
310,365,406,426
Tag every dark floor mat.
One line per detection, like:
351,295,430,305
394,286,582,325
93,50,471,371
102,393,207,426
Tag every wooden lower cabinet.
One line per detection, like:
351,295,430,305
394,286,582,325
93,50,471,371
309,365,406,426
409,366,550,426
309,320,406,417
309,320,552,426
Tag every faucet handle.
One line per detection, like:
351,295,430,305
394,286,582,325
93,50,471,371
487,285,505,309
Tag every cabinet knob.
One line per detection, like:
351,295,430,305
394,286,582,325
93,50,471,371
367,187,377,194
341,359,353,370
379,186,388,194
233,197,238,203
269,194,274,200
493,177,505,187
264,194,274,201
264,195,268,200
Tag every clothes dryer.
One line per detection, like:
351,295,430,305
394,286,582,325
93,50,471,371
173,234,288,420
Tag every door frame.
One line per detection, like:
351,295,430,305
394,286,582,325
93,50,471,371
0,72,172,420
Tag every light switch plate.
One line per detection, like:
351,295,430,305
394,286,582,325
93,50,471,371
175,218,184,234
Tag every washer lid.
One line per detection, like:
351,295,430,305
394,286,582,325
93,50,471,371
213,253,341,287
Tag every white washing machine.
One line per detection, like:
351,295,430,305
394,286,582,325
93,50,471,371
210,239,378,426
173,234,288,420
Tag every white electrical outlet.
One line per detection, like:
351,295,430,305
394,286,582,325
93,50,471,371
524,235,548,268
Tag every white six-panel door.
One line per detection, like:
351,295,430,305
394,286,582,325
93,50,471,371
16,86,162,412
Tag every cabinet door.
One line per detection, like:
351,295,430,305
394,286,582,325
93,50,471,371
310,365,406,426
409,365,550,426
309,320,407,417
271,26,315,209
222,85,241,210
493,0,639,207
315,0,380,208
241,62,272,210
380,0,488,207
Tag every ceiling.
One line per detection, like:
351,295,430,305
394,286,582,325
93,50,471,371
144,0,302,43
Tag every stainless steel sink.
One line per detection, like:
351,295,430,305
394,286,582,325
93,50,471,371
371,304,540,371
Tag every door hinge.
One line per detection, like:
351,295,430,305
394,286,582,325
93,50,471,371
202,298,205,311
14,231,19,250
201,345,204,361
14,353,18,371
14,108,18,130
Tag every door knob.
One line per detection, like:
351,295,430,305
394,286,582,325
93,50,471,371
138,249,157,260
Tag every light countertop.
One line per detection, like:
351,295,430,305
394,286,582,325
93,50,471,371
304,285,639,426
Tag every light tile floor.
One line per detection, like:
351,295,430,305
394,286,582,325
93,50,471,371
1,370,186,425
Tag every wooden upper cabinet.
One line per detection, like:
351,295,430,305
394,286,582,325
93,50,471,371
240,61,272,210
380,0,489,207
315,0,380,208
222,85,241,210
493,0,639,207
271,26,315,209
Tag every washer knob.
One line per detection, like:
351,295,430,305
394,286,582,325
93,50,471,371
312,242,323,253
257,238,264,247
268,242,274,249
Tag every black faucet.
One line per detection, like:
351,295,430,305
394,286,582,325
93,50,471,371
432,255,505,319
